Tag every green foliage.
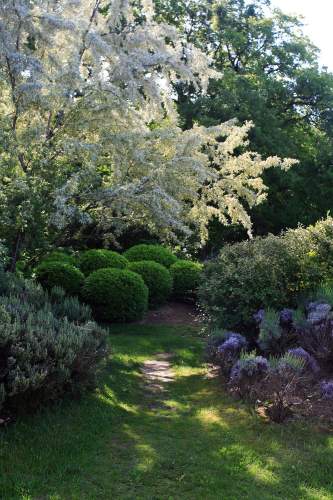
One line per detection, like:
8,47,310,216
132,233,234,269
258,310,283,354
0,273,106,415
41,250,77,267
124,244,177,268
170,260,203,301
82,268,148,322
78,249,128,276
128,260,172,306
156,0,333,240
200,217,333,330
35,262,84,296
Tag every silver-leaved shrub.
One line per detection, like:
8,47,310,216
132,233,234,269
0,267,107,416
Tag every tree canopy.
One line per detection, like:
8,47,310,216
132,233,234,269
154,0,333,245
0,0,294,264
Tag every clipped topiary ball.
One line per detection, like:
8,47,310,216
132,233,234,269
35,262,84,296
41,250,77,267
128,260,172,306
82,268,148,322
170,260,203,301
78,249,128,276
124,244,177,268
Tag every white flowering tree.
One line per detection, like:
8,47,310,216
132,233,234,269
0,0,295,263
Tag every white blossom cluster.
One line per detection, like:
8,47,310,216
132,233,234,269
0,0,297,246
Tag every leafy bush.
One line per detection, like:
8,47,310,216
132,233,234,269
82,268,148,322
128,261,172,306
170,260,203,301
78,249,128,276
200,217,333,331
124,244,177,268
40,250,77,267
35,261,85,295
0,272,106,416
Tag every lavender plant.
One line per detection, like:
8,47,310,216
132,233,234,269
215,333,247,376
320,380,333,400
286,348,320,374
229,351,269,398
0,272,107,416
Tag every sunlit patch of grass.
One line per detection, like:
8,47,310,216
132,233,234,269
246,462,279,485
0,325,333,499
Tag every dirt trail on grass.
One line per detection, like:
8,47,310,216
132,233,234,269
138,302,199,326
141,353,175,409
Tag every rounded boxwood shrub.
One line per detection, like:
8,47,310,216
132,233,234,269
78,249,128,276
128,260,172,306
41,250,77,267
124,244,177,268
35,262,84,296
170,260,203,301
82,268,148,322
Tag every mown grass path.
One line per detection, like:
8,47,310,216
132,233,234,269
1,325,333,499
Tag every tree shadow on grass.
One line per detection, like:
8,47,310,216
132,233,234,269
1,329,333,499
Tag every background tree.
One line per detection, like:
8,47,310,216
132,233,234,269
0,0,292,266
155,0,333,248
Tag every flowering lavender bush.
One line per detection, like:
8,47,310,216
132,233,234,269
229,352,269,398
215,333,247,376
320,380,333,399
306,302,331,325
287,348,320,374
279,309,294,327
253,309,265,325
296,316,333,365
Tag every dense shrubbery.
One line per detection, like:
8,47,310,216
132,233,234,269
82,268,148,322
124,244,177,268
205,282,333,421
200,218,333,331
40,250,77,267
170,260,203,301
35,261,85,296
128,261,172,306
0,268,107,416
79,249,128,276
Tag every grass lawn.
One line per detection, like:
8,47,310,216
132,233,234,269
1,325,333,499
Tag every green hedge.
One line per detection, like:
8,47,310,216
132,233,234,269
78,249,128,276
35,262,84,296
40,250,77,267
128,260,172,306
82,268,148,322
124,244,177,268
170,260,203,301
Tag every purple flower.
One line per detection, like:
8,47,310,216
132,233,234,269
287,347,320,373
279,309,294,326
320,380,333,399
217,333,247,354
253,309,265,325
307,302,331,325
230,355,269,383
